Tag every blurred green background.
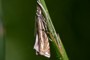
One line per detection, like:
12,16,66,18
0,0,90,60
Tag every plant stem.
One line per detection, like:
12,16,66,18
38,0,69,60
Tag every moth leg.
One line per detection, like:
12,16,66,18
48,37,52,41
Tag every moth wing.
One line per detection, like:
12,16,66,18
34,34,39,55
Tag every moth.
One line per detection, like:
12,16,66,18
34,1,50,58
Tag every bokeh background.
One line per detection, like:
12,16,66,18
0,0,90,60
